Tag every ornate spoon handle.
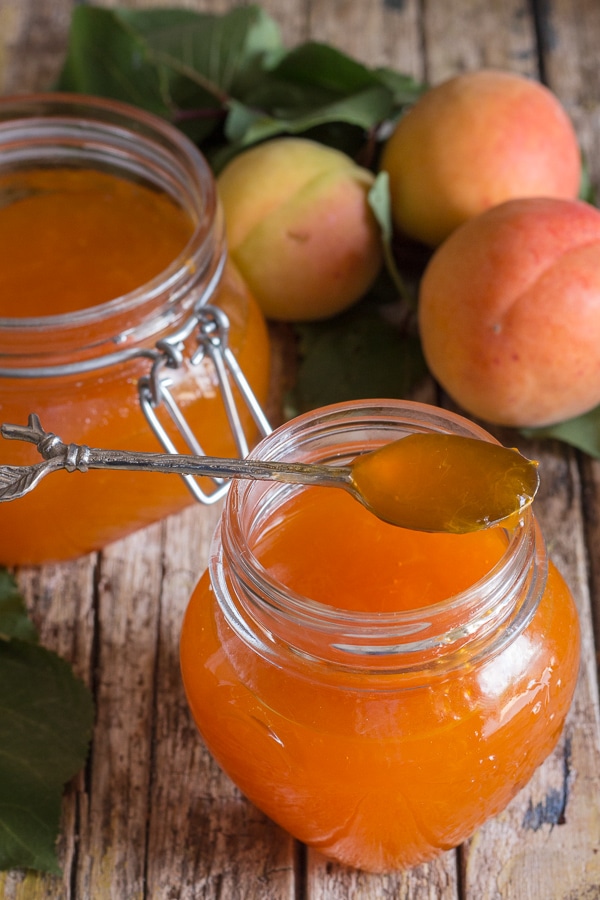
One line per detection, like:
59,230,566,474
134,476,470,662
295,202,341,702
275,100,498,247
0,414,352,503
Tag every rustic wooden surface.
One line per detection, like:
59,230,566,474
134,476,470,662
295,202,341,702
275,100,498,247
1,0,600,897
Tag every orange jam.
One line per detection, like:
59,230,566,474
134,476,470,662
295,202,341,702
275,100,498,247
0,168,195,316
180,401,580,873
0,94,270,564
349,432,539,532
251,489,508,612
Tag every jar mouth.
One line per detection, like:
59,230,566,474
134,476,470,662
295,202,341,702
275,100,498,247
0,92,220,332
230,503,529,627
215,399,546,674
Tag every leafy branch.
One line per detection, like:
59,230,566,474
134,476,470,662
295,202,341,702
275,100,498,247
0,571,94,873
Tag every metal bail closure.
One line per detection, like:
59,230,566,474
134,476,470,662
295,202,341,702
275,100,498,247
138,303,272,504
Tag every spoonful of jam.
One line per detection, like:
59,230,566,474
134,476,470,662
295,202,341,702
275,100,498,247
0,414,538,534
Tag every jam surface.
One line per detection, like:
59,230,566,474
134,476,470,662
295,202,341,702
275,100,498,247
252,487,507,611
0,168,194,316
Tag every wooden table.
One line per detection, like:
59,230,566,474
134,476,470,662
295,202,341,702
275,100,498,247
1,1,600,897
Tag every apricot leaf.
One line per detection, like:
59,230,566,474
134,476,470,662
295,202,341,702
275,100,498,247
57,5,283,143
0,571,94,873
287,284,427,416
368,172,416,307
225,85,393,145
579,156,597,205
56,6,425,161
373,67,429,108
267,41,387,93
521,406,600,458
0,569,37,643
219,42,423,162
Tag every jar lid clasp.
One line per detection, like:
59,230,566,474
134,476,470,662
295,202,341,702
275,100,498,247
138,303,272,505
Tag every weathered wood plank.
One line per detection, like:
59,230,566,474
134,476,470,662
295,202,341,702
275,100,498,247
0,0,73,93
461,442,600,898
307,855,459,900
581,453,600,719
307,0,423,77
145,503,297,899
74,524,165,899
261,0,309,45
0,2,599,899
537,0,600,193
423,0,539,82
533,0,600,735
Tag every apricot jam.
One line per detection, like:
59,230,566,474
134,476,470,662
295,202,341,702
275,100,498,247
0,94,270,564
180,400,580,873
0,167,195,316
349,432,539,532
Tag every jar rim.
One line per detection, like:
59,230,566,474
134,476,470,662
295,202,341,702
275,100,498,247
227,399,532,623
0,92,219,331
214,399,546,675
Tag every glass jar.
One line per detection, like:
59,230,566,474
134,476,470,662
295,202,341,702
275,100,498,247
180,399,581,873
0,93,271,565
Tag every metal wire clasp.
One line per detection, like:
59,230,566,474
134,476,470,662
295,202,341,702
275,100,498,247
138,303,272,504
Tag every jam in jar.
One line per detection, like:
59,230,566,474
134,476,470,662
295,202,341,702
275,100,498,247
180,399,580,873
0,93,271,564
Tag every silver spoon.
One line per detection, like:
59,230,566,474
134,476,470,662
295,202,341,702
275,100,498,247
0,413,539,534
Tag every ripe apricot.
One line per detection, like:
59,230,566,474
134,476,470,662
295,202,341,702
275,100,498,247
380,69,581,247
217,138,383,321
418,197,600,428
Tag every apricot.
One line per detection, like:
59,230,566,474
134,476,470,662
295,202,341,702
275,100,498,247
418,197,600,428
217,138,383,321
380,69,582,247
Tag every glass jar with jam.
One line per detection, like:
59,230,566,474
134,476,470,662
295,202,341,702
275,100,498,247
180,399,580,873
0,93,271,565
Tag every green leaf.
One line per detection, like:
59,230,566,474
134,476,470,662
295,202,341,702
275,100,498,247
56,7,425,160
369,172,394,245
224,84,393,149
579,153,597,205
223,41,422,154
115,4,282,98
264,41,385,93
287,286,427,417
0,572,94,874
372,67,428,107
57,7,179,117
56,5,283,143
368,171,415,307
0,570,37,643
521,405,600,457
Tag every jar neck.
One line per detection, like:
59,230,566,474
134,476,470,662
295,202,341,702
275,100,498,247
210,400,547,683
0,93,224,372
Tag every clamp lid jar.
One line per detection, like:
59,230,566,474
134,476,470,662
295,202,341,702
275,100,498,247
180,399,580,873
0,93,271,564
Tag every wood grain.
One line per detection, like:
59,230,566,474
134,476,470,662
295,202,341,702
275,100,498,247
0,1,599,898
